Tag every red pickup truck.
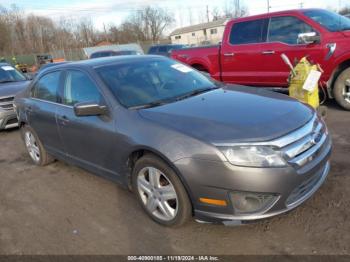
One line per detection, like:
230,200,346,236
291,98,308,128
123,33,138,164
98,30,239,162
171,9,350,110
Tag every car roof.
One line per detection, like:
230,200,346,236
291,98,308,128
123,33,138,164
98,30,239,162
39,55,168,72
232,8,323,23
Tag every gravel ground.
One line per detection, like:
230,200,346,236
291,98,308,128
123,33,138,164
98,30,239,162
0,101,349,255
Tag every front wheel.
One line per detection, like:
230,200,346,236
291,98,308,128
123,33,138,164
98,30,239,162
132,154,192,227
333,67,350,110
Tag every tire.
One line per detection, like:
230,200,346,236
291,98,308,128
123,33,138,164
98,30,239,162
132,154,192,227
333,67,350,110
21,125,55,166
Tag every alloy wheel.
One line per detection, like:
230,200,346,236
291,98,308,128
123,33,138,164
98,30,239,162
137,167,178,221
24,131,40,162
343,79,350,104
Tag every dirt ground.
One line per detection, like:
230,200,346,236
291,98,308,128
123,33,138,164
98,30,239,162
0,101,349,255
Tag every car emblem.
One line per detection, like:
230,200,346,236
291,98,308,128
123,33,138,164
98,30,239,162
311,131,322,145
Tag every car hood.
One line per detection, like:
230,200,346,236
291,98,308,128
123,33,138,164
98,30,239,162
138,85,314,144
0,80,31,98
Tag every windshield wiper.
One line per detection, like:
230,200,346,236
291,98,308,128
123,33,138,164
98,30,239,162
175,87,219,102
129,87,219,109
129,100,169,110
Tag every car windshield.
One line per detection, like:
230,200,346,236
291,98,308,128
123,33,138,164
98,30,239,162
304,9,350,32
96,59,218,108
0,65,26,83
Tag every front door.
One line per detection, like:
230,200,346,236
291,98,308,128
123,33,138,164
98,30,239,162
220,18,269,85
259,15,327,87
56,69,118,177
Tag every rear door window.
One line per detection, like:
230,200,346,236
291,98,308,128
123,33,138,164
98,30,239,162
32,71,61,102
268,16,315,45
63,70,102,106
230,19,268,45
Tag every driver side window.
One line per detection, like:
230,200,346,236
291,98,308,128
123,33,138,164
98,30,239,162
63,70,102,106
268,16,316,45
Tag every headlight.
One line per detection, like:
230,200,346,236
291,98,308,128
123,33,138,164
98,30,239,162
220,146,287,167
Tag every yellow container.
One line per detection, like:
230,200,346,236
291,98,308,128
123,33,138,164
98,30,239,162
289,57,320,109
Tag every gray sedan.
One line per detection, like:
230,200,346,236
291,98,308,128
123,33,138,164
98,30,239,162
14,56,332,226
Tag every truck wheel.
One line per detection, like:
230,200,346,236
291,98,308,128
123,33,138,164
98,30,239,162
132,154,192,227
333,67,350,110
21,125,55,166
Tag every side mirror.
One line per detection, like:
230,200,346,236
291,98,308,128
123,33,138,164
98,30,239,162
298,32,320,45
74,102,108,117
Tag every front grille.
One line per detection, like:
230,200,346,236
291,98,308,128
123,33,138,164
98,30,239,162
286,163,328,207
6,118,18,125
281,115,329,168
0,96,14,111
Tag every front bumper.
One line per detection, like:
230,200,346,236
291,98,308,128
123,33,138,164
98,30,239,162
0,109,18,130
196,162,330,225
174,117,332,225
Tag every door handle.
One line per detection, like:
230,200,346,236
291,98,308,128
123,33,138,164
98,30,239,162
58,115,70,125
262,50,275,55
223,53,235,57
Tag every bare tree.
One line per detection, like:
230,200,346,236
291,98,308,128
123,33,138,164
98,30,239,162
142,7,175,41
211,7,222,21
0,6,10,54
223,0,248,19
339,6,350,15
0,5,175,57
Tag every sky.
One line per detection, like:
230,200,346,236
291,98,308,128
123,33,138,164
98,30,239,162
0,0,349,31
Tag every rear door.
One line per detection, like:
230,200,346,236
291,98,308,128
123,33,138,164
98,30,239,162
27,71,65,155
259,15,327,86
220,18,269,85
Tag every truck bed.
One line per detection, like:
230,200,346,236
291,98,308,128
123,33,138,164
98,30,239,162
171,45,221,81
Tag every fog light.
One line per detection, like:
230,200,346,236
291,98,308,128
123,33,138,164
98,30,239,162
230,192,278,215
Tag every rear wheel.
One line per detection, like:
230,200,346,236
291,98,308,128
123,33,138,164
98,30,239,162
132,154,192,227
21,125,55,166
333,67,350,110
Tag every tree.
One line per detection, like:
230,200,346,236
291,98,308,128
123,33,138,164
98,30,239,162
211,7,222,21
0,6,10,53
223,0,248,19
130,6,175,41
339,6,350,15
0,4,175,57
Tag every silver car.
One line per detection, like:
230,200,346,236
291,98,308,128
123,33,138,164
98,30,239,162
15,56,332,226
0,63,30,130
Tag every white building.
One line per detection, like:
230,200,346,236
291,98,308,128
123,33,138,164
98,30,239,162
169,19,228,46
